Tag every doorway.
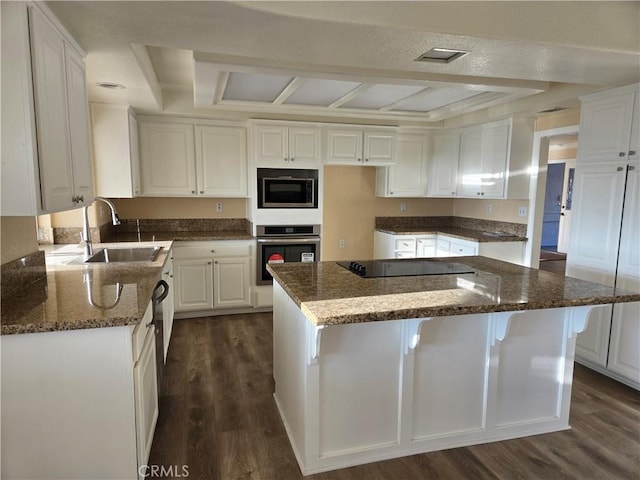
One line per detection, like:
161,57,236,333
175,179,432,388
525,126,579,269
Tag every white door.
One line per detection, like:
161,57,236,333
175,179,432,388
65,44,93,206
288,127,320,166
255,125,287,165
607,163,640,382
174,259,213,312
578,89,635,164
388,134,426,196
326,129,362,164
363,131,394,165
480,122,509,198
195,125,247,197
557,159,576,254
456,128,484,197
139,122,196,196
213,257,251,308
427,132,460,197
29,6,75,212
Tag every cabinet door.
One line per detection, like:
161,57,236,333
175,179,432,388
162,256,174,361
326,129,363,164
480,122,509,198
196,125,247,197
255,125,287,165
213,256,251,308
134,329,159,473
129,111,141,196
386,135,427,196
288,127,320,166
427,132,459,197
363,131,395,165
436,237,452,257
29,6,75,212
416,237,436,257
629,89,639,161
607,163,640,382
139,122,196,196
566,164,626,286
174,259,213,312
65,45,93,206
456,128,483,197
578,90,635,164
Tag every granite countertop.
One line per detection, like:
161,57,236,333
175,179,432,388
1,241,173,335
376,227,527,243
267,257,640,326
103,230,253,242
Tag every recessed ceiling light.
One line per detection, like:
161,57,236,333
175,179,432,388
96,82,126,90
416,48,469,64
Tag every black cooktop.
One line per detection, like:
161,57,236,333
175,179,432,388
337,259,475,278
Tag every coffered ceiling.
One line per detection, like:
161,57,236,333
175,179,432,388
46,1,640,124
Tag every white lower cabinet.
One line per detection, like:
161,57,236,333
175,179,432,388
374,231,524,265
162,251,175,360
1,302,158,479
173,241,253,316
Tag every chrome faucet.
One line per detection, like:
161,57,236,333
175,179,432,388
81,196,121,256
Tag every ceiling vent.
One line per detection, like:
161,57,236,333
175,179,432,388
538,106,567,114
96,82,126,90
416,48,469,64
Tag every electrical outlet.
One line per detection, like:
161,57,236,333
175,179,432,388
400,202,407,212
518,206,527,217
486,204,492,215
216,202,223,213
338,239,345,248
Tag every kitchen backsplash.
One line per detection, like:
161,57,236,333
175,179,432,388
114,218,251,233
1,250,46,302
375,216,527,237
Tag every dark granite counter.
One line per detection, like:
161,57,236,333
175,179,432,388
1,241,172,335
376,226,527,243
267,257,640,326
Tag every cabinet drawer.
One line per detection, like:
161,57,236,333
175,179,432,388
451,242,477,256
394,238,416,252
173,242,252,260
131,302,153,363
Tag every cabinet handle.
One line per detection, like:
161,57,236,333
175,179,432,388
210,250,215,253
214,261,218,264
77,195,84,203
207,261,212,265
191,190,196,194
629,165,636,171
480,192,485,196
284,158,289,162
364,158,369,162
200,191,204,194
451,191,455,195
357,158,362,162
290,158,295,162
476,192,481,196
619,152,626,157
617,166,624,171
630,150,637,156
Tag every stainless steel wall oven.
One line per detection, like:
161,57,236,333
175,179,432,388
256,224,321,285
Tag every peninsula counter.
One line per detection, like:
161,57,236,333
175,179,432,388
267,257,640,475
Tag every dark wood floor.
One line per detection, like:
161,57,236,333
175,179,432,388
149,313,640,480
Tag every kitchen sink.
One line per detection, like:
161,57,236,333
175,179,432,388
86,246,163,263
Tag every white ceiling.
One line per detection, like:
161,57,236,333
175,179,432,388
46,1,640,124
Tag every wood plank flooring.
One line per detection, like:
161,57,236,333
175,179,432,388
148,313,640,480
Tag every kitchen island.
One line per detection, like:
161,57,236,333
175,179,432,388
267,257,640,475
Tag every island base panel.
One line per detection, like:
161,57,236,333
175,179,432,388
272,282,592,475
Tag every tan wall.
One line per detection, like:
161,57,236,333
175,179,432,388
1,216,39,264
41,203,111,228
549,146,577,161
452,199,529,224
322,166,453,261
535,108,581,131
112,197,247,219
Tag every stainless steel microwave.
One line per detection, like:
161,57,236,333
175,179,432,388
257,168,318,208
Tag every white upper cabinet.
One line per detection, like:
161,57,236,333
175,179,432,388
254,124,320,167
455,127,484,198
140,121,197,196
457,121,510,198
1,2,93,215
325,127,396,166
376,133,428,197
427,131,460,197
91,104,141,198
578,85,638,164
196,125,247,196
428,117,532,200
139,118,248,197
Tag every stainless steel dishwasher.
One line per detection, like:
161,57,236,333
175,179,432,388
151,280,170,397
